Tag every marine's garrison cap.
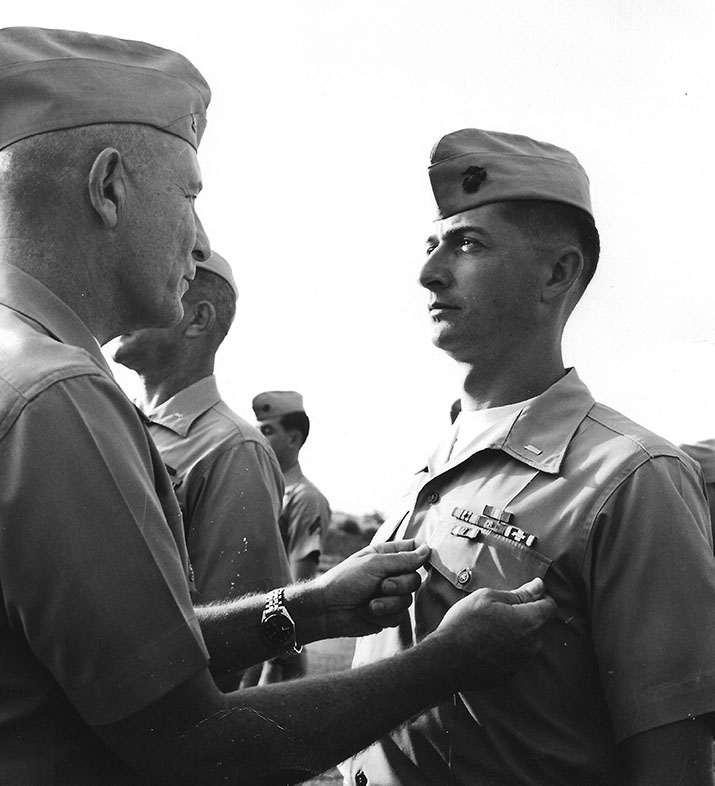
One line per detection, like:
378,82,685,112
252,391,305,421
429,128,592,220
0,26,210,151
196,251,238,300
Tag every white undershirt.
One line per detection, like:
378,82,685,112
449,396,537,463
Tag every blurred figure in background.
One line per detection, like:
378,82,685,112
113,252,291,688
253,390,331,581
253,391,332,683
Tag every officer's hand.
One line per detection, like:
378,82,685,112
434,578,556,691
314,540,430,638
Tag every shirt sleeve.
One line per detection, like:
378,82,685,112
585,453,715,740
183,438,292,603
282,485,331,563
0,373,209,726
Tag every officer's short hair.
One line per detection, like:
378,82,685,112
496,200,600,289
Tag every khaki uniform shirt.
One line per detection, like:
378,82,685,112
0,266,208,784
281,462,331,577
143,376,291,603
342,370,715,786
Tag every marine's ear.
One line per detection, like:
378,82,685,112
542,245,584,304
87,148,125,228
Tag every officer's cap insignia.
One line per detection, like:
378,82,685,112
462,165,487,194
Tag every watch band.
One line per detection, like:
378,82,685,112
261,587,303,655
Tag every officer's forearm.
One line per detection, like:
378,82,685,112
195,582,325,677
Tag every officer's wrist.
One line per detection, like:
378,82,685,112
283,580,326,646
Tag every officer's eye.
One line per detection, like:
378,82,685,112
459,237,483,251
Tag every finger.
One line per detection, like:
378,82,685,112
380,572,422,597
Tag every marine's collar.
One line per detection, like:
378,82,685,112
424,369,595,477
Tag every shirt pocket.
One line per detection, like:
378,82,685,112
414,523,552,640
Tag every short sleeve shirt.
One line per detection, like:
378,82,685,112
142,376,292,603
280,463,331,573
341,369,715,786
0,266,209,784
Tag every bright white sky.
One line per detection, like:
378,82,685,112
6,1,715,514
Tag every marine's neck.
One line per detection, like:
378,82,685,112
458,346,566,411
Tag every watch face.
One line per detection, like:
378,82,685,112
263,612,294,648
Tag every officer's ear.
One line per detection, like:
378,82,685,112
184,300,215,337
542,245,584,304
87,148,125,228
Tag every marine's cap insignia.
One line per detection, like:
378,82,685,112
461,165,487,193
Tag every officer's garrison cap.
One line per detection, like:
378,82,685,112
429,128,593,220
0,26,210,151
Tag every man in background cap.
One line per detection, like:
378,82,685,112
0,31,556,784
253,390,331,581
342,129,715,785
112,252,292,689
252,391,331,683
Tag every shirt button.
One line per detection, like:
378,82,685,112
355,770,368,786
457,569,472,585
426,491,440,504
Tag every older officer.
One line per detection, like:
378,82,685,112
341,129,715,786
0,32,555,785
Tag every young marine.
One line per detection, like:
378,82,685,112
341,129,715,786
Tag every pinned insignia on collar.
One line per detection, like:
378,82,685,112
462,165,487,193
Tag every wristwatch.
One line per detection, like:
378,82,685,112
260,588,303,655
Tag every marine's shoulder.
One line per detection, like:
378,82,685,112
584,401,683,461
568,401,702,488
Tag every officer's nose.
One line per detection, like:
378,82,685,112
418,244,450,291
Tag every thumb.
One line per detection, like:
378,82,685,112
497,577,546,605
372,542,430,575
